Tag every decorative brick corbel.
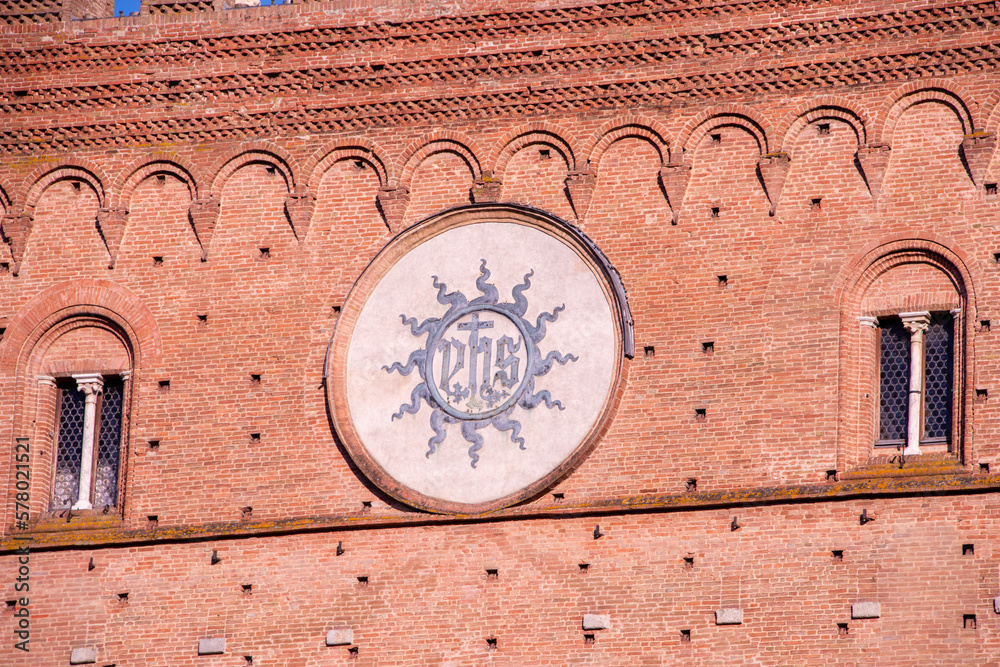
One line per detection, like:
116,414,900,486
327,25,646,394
188,196,220,261
564,169,597,221
96,208,128,269
376,186,410,234
659,162,692,224
284,188,316,243
855,143,892,200
960,131,996,187
757,152,791,216
471,172,502,203
0,209,33,276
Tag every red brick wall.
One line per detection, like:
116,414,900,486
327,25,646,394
2,0,1000,663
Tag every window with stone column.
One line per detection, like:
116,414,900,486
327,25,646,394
868,310,955,455
49,372,127,511
22,318,134,518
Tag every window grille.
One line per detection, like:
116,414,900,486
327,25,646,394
878,318,909,445
923,312,954,443
95,379,124,508
51,385,86,510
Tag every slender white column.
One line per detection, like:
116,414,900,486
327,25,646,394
900,312,931,456
71,373,104,510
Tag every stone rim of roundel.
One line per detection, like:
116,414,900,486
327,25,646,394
325,203,632,514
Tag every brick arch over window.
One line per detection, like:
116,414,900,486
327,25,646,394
111,154,201,212
207,142,299,198
676,105,774,159
834,236,977,474
585,115,670,170
21,161,108,212
1,280,161,523
875,81,977,145
398,132,484,188
491,123,579,178
776,99,872,152
304,138,391,192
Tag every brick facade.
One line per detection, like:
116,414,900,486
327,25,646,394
2,0,1000,664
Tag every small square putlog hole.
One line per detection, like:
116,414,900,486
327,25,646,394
197,314,208,325
249,433,261,444
485,569,498,580
152,256,164,266
963,544,974,556
552,492,565,502
685,478,697,492
980,462,990,473
157,380,170,392
710,206,720,218
578,562,590,572
148,440,160,451
356,576,369,587
810,197,822,210
817,123,831,135
964,614,977,629
683,556,694,569
832,550,844,562
838,623,849,636
539,148,551,160
250,373,261,385
976,388,988,401
826,469,838,482
241,584,253,595
980,320,991,332
258,247,270,259
583,633,595,645
717,274,728,287
987,182,997,196
695,408,707,421
710,133,722,145
644,345,655,357
702,341,715,355
487,637,498,651
680,629,692,642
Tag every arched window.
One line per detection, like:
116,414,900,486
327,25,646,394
837,239,972,474
25,317,133,517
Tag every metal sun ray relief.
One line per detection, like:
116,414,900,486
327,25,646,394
383,260,579,468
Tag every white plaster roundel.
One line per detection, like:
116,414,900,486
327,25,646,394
330,208,624,513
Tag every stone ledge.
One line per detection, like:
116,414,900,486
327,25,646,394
3,473,999,554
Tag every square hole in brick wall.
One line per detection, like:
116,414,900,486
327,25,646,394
539,148,551,160
710,206,720,218
717,275,728,287
241,584,253,595
964,614,977,629
644,346,655,357
963,544,974,556
157,380,170,392
683,556,694,569
146,515,158,527
552,492,565,502
685,478,697,492
832,550,844,561
152,256,164,266
250,374,261,385
487,637,498,651
987,183,997,196
976,388,988,401
695,408,706,421
810,197,822,210
702,341,715,355
356,576,369,587
249,433,261,444
583,634,595,646
710,133,722,145
980,462,991,473
578,563,590,572
197,314,208,325
980,320,991,332
0,263,8,274
148,440,160,451
680,629,691,642
485,569,498,580
258,247,270,259
838,623,849,636
817,123,831,135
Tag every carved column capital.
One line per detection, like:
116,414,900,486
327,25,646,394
72,372,105,397
900,311,931,335
857,316,878,328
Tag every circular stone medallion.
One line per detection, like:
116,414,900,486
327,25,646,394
327,206,627,514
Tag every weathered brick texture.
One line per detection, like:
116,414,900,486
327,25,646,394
2,0,1000,664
